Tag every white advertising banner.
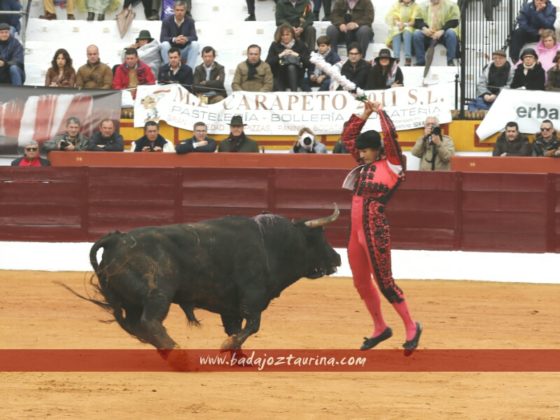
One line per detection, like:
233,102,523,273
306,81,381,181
476,89,560,140
134,84,454,134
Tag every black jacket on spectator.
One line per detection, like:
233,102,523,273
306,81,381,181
545,65,560,91
157,63,194,92
533,134,560,156
492,133,532,156
340,59,370,90
265,39,310,91
366,64,404,90
87,132,125,151
176,137,217,153
510,63,545,90
133,134,168,152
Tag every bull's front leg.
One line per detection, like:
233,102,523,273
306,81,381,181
221,313,261,350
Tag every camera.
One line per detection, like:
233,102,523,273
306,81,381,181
431,126,442,136
298,135,315,151
59,139,70,150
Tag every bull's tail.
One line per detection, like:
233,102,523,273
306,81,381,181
60,232,149,342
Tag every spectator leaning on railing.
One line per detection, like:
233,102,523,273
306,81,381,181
411,116,455,171
131,121,175,153
533,119,560,157
175,121,217,154
87,119,124,152
492,121,532,157
468,49,513,111
11,141,51,167
43,117,89,152
0,22,24,86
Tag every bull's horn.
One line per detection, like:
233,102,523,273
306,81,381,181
304,203,340,228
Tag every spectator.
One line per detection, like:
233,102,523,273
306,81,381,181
468,49,513,111
45,48,76,88
86,0,117,21
332,138,349,153
366,48,403,90
122,0,168,21
413,0,460,66
43,117,89,152
40,0,74,20
275,0,316,51
76,45,113,89
218,115,259,153
160,0,200,70
291,127,328,153
533,119,560,157
339,43,370,90
192,46,226,104
327,0,374,58
385,0,419,66
123,30,161,77
309,35,340,91
131,121,174,152
113,48,156,97
510,48,545,90
87,119,124,151
0,22,24,86
312,0,331,21
1,0,22,34
11,141,50,167
411,116,455,170
546,51,560,91
266,23,310,92
509,0,556,63
176,121,217,153
535,29,560,71
492,121,532,157
157,47,193,90
232,44,273,92
245,0,274,21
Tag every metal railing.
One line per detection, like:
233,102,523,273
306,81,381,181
458,0,527,117
0,0,30,42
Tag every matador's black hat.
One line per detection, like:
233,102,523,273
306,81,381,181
356,130,381,150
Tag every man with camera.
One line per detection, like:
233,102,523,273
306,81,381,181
411,116,455,170
132,121,175,153
43,117,89,153
291,127,328,153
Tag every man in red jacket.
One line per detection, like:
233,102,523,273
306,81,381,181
113,48,155,98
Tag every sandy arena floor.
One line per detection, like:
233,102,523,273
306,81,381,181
1,270,559,418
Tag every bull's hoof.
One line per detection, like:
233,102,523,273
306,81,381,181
221,335,240,351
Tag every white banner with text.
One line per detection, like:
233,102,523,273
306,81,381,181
476,89,560,140
134,84,454,134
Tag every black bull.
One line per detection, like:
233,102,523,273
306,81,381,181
80,207,341,350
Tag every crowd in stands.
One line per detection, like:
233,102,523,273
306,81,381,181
3,0,560,166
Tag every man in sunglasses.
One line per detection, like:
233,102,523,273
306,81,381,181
11,141,51,167
533,119,560,157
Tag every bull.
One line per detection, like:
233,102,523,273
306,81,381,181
81,206,341,350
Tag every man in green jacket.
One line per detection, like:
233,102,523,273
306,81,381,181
218,115,260,153
276,0,316,50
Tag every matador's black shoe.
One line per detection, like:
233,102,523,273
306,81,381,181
403,322,423,356
360,327,393,351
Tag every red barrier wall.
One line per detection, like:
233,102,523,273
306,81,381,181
1,166,559,253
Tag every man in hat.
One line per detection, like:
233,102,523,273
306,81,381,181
509,0,556,63
0,22,24,86
468,49,513,111
76,45,113,89
160,0,200,70
125,30,161,77
510,48,545,90
412,0,460,66
218,115,259,153
366,48,403,90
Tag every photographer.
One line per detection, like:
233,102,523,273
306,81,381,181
43,117,89,153
132,121,175,153
411,116,455,171
291,127,328,153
